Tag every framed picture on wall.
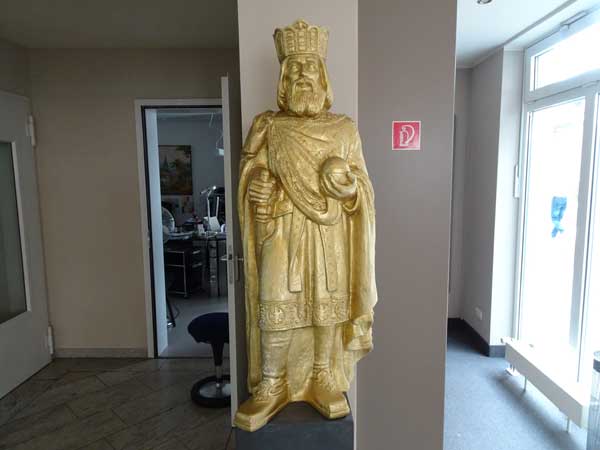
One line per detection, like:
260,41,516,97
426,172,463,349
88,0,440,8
159,145,193,195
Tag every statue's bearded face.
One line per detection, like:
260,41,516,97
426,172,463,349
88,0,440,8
283,55,327,117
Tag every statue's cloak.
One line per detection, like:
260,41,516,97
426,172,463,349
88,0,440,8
238,111,377,398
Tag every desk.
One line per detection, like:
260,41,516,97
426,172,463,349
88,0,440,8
163,234,228,298
163,240,204,298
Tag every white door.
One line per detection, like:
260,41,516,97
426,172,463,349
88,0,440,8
144,109,169,356
222,75,246,419
0,91,51,398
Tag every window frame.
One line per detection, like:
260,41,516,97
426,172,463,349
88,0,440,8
524,8,600,103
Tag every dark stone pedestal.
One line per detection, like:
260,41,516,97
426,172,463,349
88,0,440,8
235,402,353,450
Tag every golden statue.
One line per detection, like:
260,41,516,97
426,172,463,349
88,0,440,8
234,19,377,432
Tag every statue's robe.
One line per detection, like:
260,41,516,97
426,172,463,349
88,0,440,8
238,110,377,399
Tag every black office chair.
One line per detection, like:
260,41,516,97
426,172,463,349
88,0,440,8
187,312,231,408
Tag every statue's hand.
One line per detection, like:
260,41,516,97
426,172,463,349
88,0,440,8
322,171,357,201
320,157,357,202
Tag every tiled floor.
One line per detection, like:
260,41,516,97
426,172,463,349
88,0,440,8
0,358,233,450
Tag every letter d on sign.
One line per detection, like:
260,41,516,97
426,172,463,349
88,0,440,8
392,121,421,150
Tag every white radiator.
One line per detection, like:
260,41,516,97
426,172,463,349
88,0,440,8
503,337,589,428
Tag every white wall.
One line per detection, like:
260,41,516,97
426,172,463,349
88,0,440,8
157,114,225,220
358,0,457,448
29,48,238,354
490,51,523,345
461,49,523,346
448,69,471,319
461,50,503,342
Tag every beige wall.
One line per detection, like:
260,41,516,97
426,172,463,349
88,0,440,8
358,1,457,449
237,0,357,137
29,48,238,353
0,38,30,97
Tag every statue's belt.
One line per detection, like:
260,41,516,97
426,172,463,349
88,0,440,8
286,205,339,294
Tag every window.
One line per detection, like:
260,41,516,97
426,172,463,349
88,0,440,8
517,9,600,389
531,23,600,90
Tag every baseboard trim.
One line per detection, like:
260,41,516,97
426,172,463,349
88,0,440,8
54,347,147,358
447,318,505,358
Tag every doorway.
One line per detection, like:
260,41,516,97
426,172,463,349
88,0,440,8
139,101,231,360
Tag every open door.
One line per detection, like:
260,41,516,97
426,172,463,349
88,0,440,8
222,75,246,420
0,91,51,398
144,109,169,356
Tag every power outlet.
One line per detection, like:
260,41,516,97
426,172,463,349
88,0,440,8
475,307,483,321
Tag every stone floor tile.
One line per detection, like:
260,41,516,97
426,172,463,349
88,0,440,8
0,405,76,449
49,358,144,373
68,379,153,418
11,410,126,450
2,358,232,450
135,370,201,392
158,359,214,373
95,370,139,387
112,382,190,425
116,359,163,372
30,364,70,381
179,411,231,450
151,437,190,450
77,439,114,450
107,402,222,450
0,380,53,426
15,376,106,420
51,371,101,389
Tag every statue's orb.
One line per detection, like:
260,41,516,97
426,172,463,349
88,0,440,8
321,156,352,185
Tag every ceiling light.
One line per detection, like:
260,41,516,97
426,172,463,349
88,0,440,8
477,0,492,4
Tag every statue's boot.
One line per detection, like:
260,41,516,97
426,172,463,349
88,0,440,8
307,368,350,419
234,377,289,432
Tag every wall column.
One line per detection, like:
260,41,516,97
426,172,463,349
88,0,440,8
358,1,457,449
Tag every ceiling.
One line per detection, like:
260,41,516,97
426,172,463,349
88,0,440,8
2,0,599,64
0,0,238,49
456,0,599,67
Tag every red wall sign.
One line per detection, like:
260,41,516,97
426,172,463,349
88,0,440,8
392,121,421,150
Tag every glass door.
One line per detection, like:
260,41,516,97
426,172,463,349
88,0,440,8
517,8,600,391
580,101,600,387
518,96,588,382
0,91,51,398
0,142,28,324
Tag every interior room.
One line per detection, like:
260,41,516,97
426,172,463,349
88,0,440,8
3,0,600,449
154,107,229,358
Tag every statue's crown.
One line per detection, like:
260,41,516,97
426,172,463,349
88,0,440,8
273,19,328,63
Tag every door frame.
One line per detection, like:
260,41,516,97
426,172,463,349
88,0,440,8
134,98,222,358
